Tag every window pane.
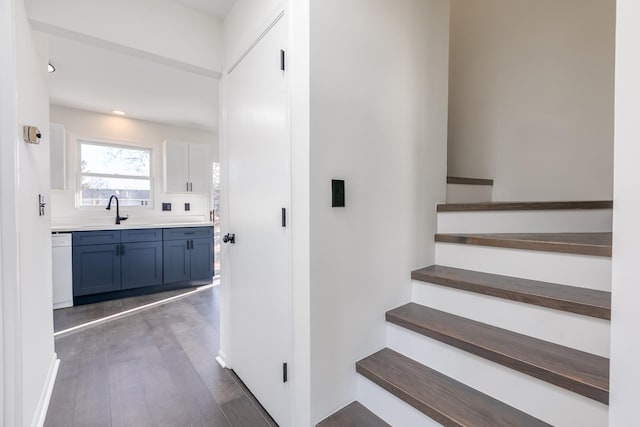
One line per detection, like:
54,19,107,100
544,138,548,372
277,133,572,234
81,176,151,206
81,143,150,177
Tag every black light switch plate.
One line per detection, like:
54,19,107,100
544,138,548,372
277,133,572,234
162,203,172,211
332,180,345,207
184,203,190,211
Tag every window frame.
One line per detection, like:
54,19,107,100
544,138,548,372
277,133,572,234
76,139,155,210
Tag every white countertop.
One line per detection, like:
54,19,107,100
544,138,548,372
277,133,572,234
51,222,214,233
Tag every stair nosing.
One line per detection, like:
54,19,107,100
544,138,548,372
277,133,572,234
437,200,613,212
434,232,612,257
446,176,494,186
386,303,610,404
357,348,551,427
411,265,611,320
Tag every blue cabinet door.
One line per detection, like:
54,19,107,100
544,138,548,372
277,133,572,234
73,244,121,296
121,241,163,290
190,238,214,281
163,240,190,283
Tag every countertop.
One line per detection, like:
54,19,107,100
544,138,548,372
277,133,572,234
51,222,214,233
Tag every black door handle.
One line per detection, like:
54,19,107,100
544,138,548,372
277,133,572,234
223,233,235,244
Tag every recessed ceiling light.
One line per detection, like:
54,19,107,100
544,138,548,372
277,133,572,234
112,110,126,116
48,63,55,73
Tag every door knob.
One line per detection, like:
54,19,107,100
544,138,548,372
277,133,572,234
223,233,236,244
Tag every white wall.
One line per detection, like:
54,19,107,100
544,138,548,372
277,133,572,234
222,0,284,69
447,0,616,201
13,0,56,424
0,0,21,423
309,0,449,422
49,105,218,226
609,0,640,425
26,0,223,75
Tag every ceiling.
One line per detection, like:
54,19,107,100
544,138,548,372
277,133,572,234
172,0,236,19
47,33,219,131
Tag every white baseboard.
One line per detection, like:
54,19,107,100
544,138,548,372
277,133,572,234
216,351,229,368
31,353,60,427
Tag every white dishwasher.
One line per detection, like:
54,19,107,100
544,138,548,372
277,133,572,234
52,233,73,309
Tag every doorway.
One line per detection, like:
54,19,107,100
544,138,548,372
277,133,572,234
224,12,292,427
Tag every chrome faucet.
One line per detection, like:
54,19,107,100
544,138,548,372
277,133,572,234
106,195,128,225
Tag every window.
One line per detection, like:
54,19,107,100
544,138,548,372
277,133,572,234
79,141,152,207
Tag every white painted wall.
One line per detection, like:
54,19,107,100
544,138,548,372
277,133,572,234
12,0,56,424
49,105,218,226
0,0,21,423
609,1,640,425
26,0,223,75
222,0,284,69
447,0,616,201
309,0,449,422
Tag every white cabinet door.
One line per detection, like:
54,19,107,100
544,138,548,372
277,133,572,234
50,123,66,189
188,143,210,193
164,141,189,192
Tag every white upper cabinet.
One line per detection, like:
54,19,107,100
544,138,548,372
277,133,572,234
50,123,66,189
163,141,211,193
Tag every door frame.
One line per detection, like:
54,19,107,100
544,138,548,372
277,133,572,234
218,4,294,425
0,0,23,425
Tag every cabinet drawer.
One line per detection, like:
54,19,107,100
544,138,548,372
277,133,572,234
121,228,162,243
163,227,213,241
73,230,121,246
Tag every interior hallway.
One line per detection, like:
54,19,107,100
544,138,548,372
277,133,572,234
45,287,277,427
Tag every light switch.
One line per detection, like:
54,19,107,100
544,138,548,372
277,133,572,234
332,180,345,207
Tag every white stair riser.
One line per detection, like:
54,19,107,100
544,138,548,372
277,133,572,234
446,184,492,203
436,243,612,291
356,375,441,427
437,210,612,233
412,281,610,357
387,324,609,427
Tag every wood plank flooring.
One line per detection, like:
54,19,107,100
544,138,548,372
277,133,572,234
434,232,613,257
446,176,494,186
437,200,613,212
316,402,390,427
45,287,277,427
412,265,611,319
356,349,550,427
53,286,204,333
386,303,610,404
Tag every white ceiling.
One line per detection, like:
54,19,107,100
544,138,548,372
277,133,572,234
172,0,235,19
47,33,219,131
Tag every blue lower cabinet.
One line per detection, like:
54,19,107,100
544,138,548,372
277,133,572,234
73,227,213,299
163,240,190,284
73,244,122,296
121,241,163,290
191,238,214,281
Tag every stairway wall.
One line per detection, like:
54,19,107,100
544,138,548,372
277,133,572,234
447,0,616,201
309,0,449,422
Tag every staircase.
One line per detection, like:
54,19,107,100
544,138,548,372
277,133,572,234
318,192,613,427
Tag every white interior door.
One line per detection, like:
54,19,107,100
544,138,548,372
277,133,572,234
225,14,291,426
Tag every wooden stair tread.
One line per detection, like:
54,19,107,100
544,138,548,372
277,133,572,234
316,402,390,427
386,304,610,404
357,348,551,427
437,200,613,212
434,232,612,257
412,265,611,319
447,176,494,186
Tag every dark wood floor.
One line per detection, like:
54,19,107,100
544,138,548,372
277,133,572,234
53,287,205,333
45,287,278,427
